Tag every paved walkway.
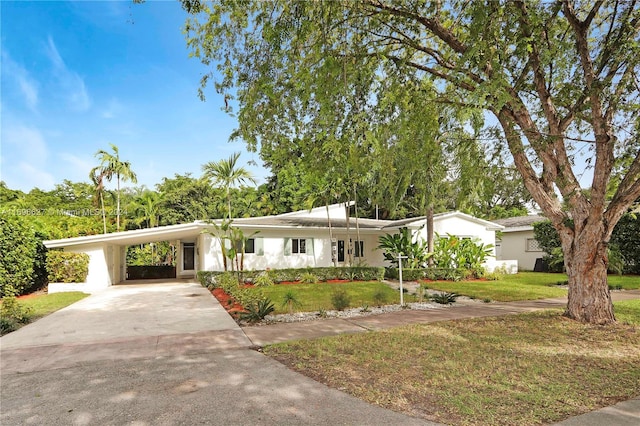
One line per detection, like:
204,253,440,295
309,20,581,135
243,290,640,346
1,284,638,425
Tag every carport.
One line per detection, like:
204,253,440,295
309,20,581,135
44,222,209,293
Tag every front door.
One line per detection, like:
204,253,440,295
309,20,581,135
183,243,195,271
337,240,345,263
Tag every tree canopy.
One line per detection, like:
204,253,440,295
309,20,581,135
181,0,640,323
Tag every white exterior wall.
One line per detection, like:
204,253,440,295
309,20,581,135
49,243,112,294
498,230,544,271
332,232,387,267
200,230,387,272
413,216,498,256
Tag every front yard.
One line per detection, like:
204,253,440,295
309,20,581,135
247,281,408,315
421,272,640,302
264,308,640,425
1,292,88,335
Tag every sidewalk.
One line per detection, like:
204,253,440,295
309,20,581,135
243,290,640,346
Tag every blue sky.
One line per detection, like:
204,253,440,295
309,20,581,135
1,0,266,193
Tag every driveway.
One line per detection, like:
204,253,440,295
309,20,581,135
1,282,435,425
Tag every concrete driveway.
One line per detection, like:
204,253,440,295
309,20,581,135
1,281,435,425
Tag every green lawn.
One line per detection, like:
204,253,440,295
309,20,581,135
614,299,640,325
265,311,640,425
423,272,640,302
608,275,640,290
249,282,409,314
423,272,568,302
18,291,88,319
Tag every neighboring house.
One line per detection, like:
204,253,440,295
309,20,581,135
493,215,547,271
44,203,514,293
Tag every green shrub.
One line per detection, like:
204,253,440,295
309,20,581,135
0,317,19,335
300,272,318,284
0,215,44,297
239,298,275,323
385,267,467,281
46,251,90,283
431,292,459,305
281,291,302,314
199,267,384,285
331,288,351,311
432,234,494,271
0,295,33,335
611,213,640,274
254,271,275,287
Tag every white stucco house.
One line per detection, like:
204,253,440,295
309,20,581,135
44,203,516,293
493,215,547,271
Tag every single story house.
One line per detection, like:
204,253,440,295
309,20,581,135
493,215,547,271
44,203,516,293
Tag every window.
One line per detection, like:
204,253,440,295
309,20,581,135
284,238,313,256
292,238,306,254
245,238,255,254
354,240,364,257
526,238,543,252
240,237,263,255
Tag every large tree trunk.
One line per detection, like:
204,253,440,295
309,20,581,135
561,220,615,324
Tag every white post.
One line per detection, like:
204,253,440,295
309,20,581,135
398,253,407,306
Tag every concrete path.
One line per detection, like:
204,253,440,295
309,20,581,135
0,282,435,425
244,290,640,346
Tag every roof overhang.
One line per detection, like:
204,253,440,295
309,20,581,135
44,222,206,248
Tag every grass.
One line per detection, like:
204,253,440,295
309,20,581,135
17,292,88,319
607,275,640,290
248,282,410,314
264,311,640,425
614,299,640,325
424,272,568,301
422,272,640,302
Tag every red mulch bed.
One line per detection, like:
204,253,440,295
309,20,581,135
210,288,245,316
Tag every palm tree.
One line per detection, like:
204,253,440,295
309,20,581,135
133,190,164,228
94,143,137,231
89,167,109,234
202,152,256,220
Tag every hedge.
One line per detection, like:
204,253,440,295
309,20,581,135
384,267,470,281
197,266,385,288
0,215,47,297
46,251,90,283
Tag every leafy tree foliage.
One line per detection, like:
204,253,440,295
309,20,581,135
202,152,257,220
611,214,640,275
181,0,640,324
0,216,44,296
155,173,224,225
535,214,640,274
93,143,138,231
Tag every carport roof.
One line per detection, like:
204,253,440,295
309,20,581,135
44,222,207,248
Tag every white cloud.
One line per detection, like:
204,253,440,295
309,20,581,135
16,162,56,191
46,36,91,112
59,153,94,179
1,124,55,190
1,51,39,111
